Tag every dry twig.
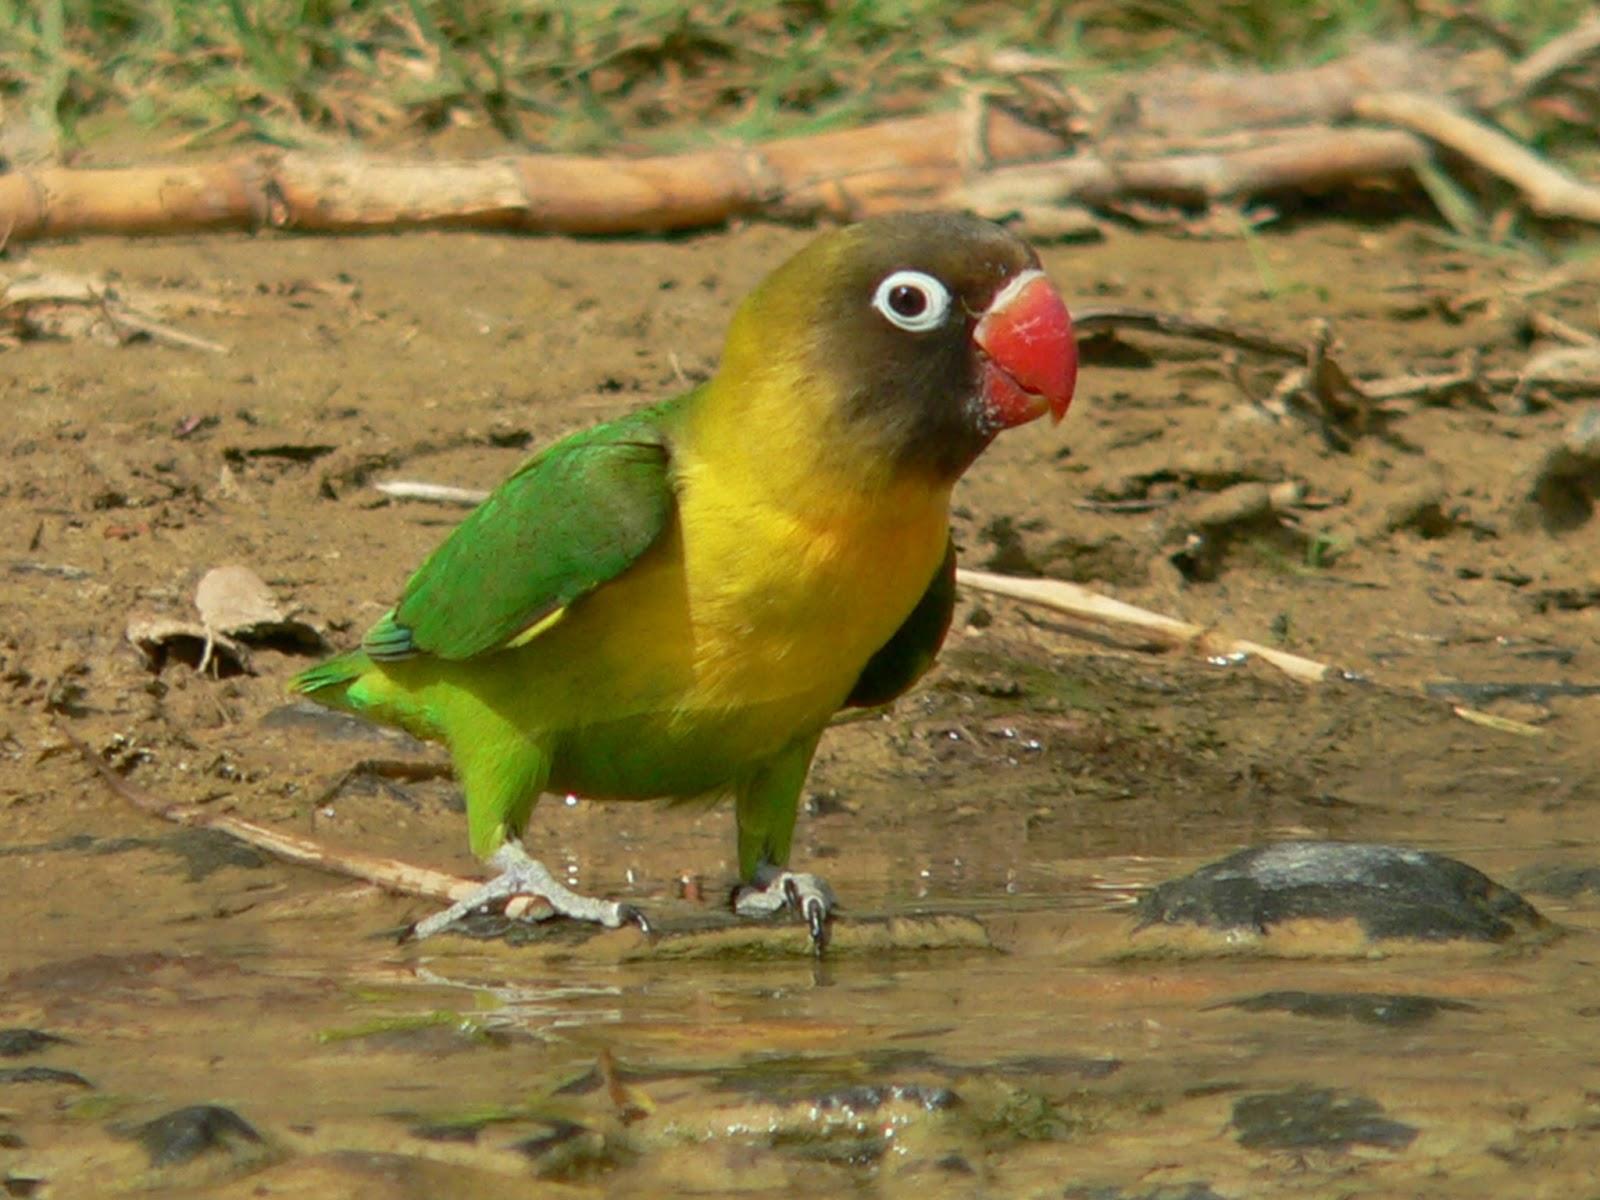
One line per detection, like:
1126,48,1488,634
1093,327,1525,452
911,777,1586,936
1508,17,1600,98
952,570,1542,735
1074,306,1304,361
955,567,1335,683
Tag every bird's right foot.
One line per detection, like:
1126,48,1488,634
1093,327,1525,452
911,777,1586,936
404,843,650,941
733,868,835,951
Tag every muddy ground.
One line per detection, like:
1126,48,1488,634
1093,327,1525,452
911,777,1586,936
2,217,1599,1197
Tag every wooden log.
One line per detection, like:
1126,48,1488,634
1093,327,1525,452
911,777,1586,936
949,127,1429,212
0,161,269,241
0,107,1066,243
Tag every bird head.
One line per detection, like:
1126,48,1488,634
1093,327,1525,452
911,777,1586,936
722,212,1078,481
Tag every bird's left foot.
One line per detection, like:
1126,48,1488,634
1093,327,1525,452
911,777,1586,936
733,868,835,950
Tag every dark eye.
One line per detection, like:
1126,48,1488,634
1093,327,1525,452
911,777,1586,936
889,285,926,317
872,269,950,333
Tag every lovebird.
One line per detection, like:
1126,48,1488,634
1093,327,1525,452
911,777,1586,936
291,212,1077,946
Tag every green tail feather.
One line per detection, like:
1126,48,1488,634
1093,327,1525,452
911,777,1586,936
289,649,372,703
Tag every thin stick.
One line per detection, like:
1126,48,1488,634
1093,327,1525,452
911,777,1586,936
1073,305,1306,361
58,723,489,907
374,480,486,506
1509,17,1600,98
100,306,230,355
955,567,1335,684
954,569,1542,735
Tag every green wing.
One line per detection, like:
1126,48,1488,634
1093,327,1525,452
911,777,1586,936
363,402,680,662
845,537,956,708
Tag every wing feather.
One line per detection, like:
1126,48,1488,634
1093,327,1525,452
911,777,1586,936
363,404,679,663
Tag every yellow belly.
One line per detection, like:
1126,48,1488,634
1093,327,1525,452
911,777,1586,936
528,451,951,759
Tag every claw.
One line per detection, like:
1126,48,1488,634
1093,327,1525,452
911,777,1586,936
619,904,654,937
803,896,830,951
733,869,835,950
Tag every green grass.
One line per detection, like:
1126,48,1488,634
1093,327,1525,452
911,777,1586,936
0,1,1591,156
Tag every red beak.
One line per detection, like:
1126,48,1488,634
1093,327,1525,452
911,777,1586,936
973,269,1077,431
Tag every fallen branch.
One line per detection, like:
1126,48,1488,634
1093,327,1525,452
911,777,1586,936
1354,90,1600,223
947,127,1429,215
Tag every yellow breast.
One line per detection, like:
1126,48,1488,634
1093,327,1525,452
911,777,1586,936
673,449,951,714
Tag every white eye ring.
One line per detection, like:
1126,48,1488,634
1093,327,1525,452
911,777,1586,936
871,269,951,333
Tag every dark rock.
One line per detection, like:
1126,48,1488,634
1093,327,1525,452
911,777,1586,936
0,1030,69,1058
0,1067,91,1088
1136,841,1547,942
3,1176,44,1197
1232,1086,1417,1152
1212,990,1476,1027
132,1105,262,1167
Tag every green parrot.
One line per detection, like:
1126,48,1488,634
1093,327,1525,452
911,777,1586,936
291,211,1077,946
